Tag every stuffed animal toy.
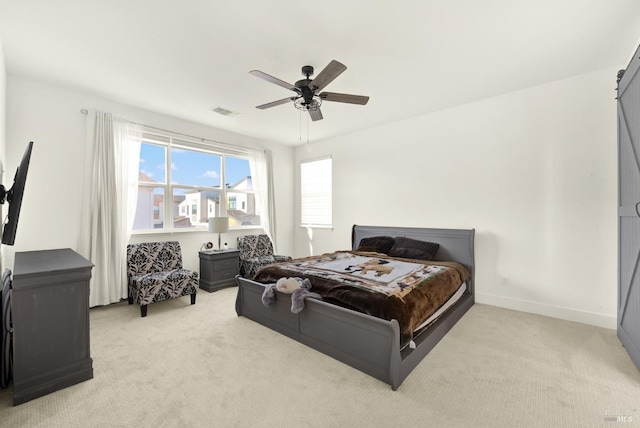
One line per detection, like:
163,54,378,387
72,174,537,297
261,277,322,313
275,277,303,293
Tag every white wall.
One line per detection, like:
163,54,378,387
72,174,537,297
0,36,5,162
0,36,6,272
4,75,294,273
294,67,619,329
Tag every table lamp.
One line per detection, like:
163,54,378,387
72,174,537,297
208,217,229,251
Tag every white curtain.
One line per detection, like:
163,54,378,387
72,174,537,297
78,111,142,307
248,149,277,249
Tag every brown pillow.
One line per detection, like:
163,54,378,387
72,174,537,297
356,236,395,254
388,237,439,261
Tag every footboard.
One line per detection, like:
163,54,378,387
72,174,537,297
235,276,403,389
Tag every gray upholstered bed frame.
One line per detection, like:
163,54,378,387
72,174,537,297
235,225,475,390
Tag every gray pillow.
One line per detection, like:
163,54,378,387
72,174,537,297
356,236,395,254
388,237,439,261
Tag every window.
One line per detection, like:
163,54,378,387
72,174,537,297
133,132,261,232
300,157,332,227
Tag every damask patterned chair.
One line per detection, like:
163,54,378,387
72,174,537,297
126,241,198,317
237,234,292,278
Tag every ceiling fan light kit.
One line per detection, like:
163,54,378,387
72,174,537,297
250,60,369,121
294,95,321,111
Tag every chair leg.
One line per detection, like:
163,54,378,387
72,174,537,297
128,296,133,305
140,305,148,317
191,293,196,305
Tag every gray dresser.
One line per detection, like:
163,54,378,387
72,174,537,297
11,248,94,405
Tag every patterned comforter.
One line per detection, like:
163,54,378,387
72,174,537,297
252,251,470,347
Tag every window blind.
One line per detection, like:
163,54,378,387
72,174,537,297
300,157,332,227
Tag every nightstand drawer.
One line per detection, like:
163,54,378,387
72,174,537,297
211,267,238,281
211,257,238,271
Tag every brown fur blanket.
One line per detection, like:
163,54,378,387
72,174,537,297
252,251,470,347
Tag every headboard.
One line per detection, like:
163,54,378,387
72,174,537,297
351,225,475,294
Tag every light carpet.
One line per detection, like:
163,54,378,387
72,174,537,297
0,287,638,427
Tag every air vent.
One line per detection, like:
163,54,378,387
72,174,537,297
210,106,239,117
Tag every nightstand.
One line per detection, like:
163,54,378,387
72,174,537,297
198,249,240,292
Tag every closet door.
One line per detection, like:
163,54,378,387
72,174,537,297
618,44,640,371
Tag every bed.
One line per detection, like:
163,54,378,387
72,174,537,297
235,225,475,390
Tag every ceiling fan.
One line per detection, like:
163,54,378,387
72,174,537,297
249,60,369,121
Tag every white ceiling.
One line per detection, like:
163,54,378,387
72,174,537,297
1,0,639,145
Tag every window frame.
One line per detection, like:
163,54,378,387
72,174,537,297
133,131,260,234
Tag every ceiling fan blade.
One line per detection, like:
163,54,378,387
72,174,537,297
256,97,295,109
320,92,370,105
249,70,297,91
310,60,347,91
309,108,323,121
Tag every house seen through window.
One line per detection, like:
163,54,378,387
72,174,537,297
133,133,260,232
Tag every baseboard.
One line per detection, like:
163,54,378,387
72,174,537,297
475,292,617,330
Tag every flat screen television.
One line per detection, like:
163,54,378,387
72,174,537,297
0,141,33,246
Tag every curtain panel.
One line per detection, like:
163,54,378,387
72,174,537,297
248,148,277,251
79,111,142,307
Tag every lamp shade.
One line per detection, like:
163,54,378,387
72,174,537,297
208,217,229,233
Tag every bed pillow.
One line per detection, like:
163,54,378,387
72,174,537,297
388,237,439,261
356,236,395,254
